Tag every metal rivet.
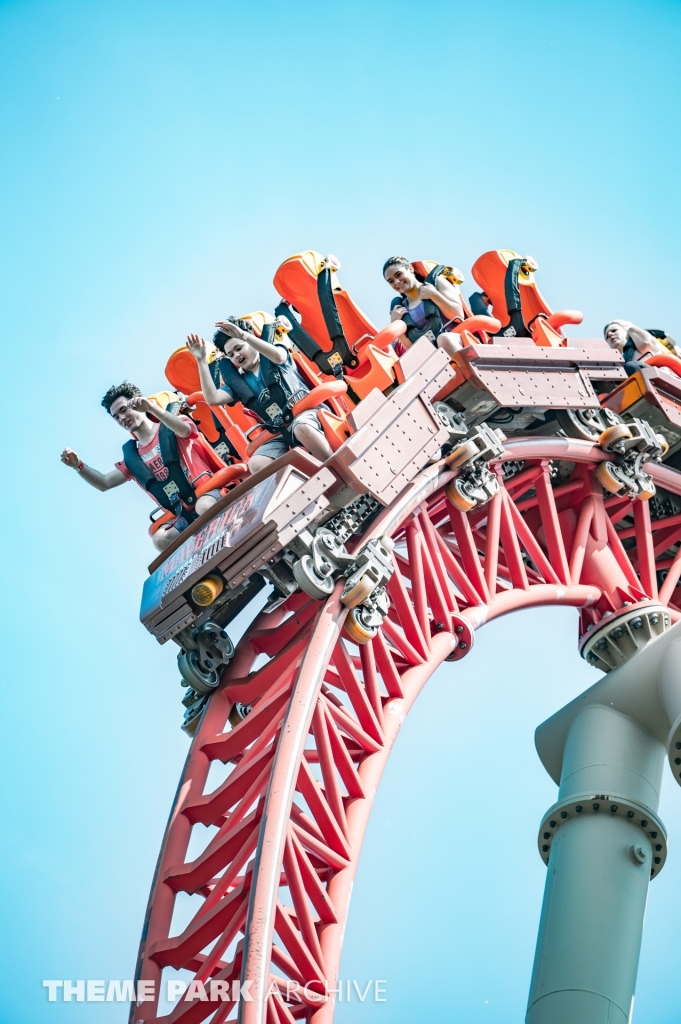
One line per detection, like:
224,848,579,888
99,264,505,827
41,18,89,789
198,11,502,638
655,844,662,851
627,811,634,818
550,821,557,828
655,857,661,864
675,758,681,765
543,832,550,840
650,831,658,839
542,845,549,852
560,811,567,819
459,642,467,649
676,742,681,749
641,820,648,827
576,805,583,813
610,805,618,812
593,803,600,811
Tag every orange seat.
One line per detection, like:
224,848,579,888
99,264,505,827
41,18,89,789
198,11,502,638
345,322,404,399
195,463,248,497
274,251,376,353
645,352,681,378
471,249,583,347
148,509,177,537
187,390,267,463
451,314,502,337
291,378,348,415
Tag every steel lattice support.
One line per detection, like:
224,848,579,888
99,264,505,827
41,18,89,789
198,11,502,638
129,438,681,1024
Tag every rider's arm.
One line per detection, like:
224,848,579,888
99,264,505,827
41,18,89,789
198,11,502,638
187,334,235,407
151,404,194,438
427,277,465,321
61,449,128,491
238,328,288,365
627,325,666,357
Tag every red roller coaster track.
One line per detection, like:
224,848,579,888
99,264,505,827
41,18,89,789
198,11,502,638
129,436,681,1024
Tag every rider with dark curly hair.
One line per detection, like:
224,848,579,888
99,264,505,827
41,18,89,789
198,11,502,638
61,381,221,550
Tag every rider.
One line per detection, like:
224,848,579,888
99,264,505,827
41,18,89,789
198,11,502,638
603,320,670,375
383,256,465,357
60,382,222,551
187,317,333,474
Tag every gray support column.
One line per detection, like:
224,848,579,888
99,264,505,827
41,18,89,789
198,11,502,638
526,704,665,1024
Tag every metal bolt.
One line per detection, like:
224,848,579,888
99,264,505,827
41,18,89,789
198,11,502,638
610,805,618,812
650,831,658,838
627,811,634,818
560,811,567,819
676,741,681,749
655,856,661,864
631,617,643,629
675,758,681,765
655,844,662,851
455,625,464,633
576,805,583,813
543,832,550,840
549,820,557,828
641,820,648,827
610,626,624,640
595,638,609,650
459,642,467,649
542,845,549,853
593,803,600,811
650,613,660,625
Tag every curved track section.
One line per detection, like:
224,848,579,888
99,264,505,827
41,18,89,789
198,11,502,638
130,438,681,1024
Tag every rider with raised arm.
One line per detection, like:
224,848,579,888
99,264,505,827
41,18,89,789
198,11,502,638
383,256,465,356
603,320,671,375
60,382,221,551
187,317,333,474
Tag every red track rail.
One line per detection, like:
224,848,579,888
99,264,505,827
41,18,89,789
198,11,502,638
129,438,681,1024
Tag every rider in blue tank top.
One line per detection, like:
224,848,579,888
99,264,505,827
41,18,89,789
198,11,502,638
383,256,465,357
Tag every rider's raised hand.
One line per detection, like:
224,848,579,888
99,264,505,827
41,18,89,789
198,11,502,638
215,320,245,340
187,333,208,362
128,395,155,415
61,448,80,468
419,283,439,301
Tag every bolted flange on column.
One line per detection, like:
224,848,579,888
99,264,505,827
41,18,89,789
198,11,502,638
580,602,670,672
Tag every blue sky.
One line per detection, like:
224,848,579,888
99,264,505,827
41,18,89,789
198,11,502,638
2,0,681,1021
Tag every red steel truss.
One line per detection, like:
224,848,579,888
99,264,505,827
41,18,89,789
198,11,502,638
129,437,681,1024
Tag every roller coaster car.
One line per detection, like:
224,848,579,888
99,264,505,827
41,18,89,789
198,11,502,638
471,249,584,343
273,251,503,401
601,358,681,465
433,336,627,439
141,337,456,649
164,314,355,461
274,250,409,400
